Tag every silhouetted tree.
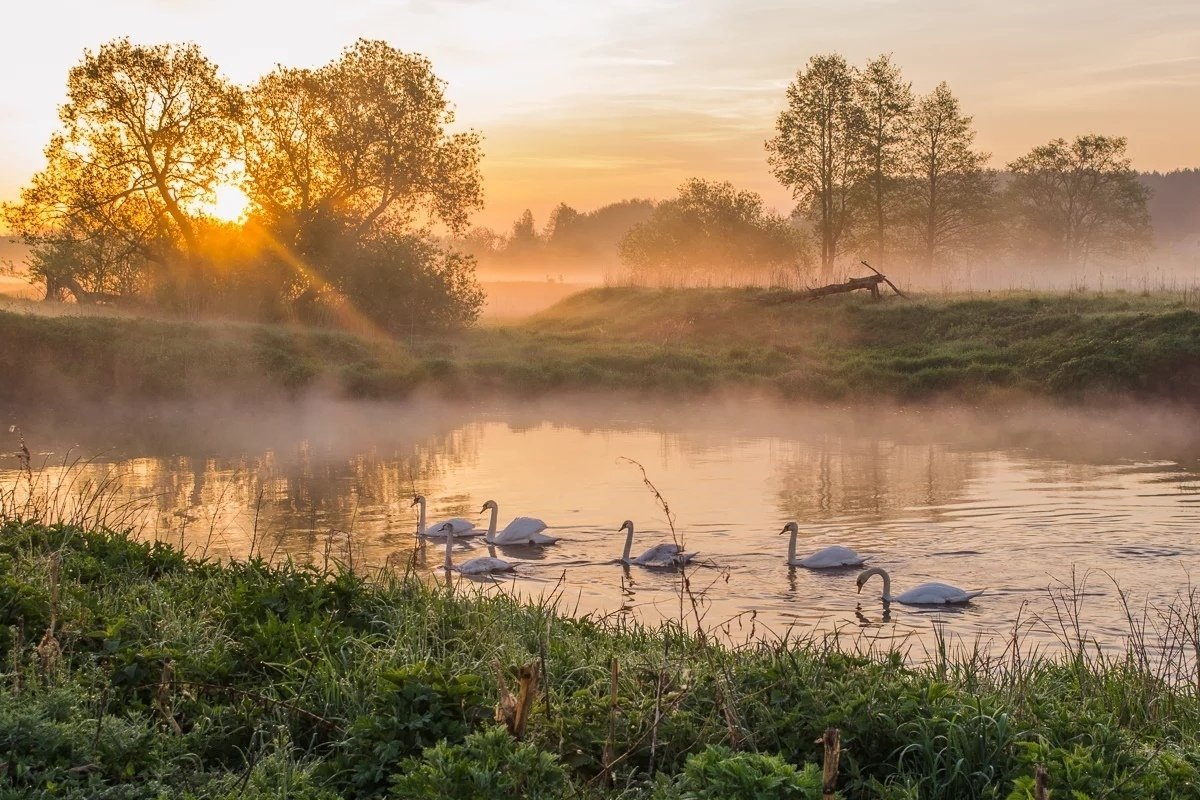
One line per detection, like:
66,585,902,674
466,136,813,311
900,82,995,270
244,38,482,255
855,54,914,264
506,209,540,254
241,39,484,326
767,54,867,276
1006,135,1151,266
2,39,241,302
618,179,809,284
543,203,582,241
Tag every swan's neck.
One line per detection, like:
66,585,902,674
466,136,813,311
621,524,634,563
787,527,797,563
417,498,427,537
486,505,499,542
866,567,892,600
443,533,453,571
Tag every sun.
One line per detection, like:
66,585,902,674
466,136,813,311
207,183,251,223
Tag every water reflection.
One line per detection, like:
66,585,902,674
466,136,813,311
3,396,1200,655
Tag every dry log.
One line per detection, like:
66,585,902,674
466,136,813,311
759,274,887,304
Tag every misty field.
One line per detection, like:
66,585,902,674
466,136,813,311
3,288,1200,404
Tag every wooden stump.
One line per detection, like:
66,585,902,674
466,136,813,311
491,659,540,739
819,727,841,800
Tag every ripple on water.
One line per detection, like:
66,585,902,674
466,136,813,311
5,398,1200,657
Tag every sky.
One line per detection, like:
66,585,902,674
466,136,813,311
1,0,1198,230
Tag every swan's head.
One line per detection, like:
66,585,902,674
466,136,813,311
411,495,424,507
618,520,633,533
439,522,455,534
855,569,874,593
779,521,799,535
479,499,498,513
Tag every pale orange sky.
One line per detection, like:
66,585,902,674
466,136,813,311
1,0,1198,231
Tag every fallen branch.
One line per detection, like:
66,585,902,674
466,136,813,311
860,260,909,299
759,269,906,304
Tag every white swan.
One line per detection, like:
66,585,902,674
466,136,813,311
442,523,514,575
480,500,558,545
619,520,696,567
412,495,480,538
856,567,984,606
781,521,865,569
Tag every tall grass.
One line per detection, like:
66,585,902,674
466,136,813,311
0,508,1197,798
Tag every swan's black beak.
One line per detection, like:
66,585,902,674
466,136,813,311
856,583,863,594
410,497,419,507
778,528,787,535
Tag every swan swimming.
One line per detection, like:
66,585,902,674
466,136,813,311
856,567,984,606
442,523,514,575
412,495,480,538
780,521,866,569
480,500,558,545
619,520,696,568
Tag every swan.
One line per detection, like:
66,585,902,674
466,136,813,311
480,500,558,545
619,520,696,568
412,495,480,538
442,523,515,575
856,567,984,606
780,521,865,569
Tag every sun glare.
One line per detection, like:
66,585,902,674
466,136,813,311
208,184,250,223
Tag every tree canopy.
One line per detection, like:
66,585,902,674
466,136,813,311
1006,135,1151,266
3,38,485,329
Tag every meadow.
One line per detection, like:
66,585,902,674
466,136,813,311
3,287,1200,405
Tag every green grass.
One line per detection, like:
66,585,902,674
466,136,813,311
0,519,1198,798
4,287,1200,402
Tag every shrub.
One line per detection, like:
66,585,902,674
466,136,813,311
653,745,827,800
389,726,573,799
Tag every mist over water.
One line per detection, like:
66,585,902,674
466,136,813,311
4,394,1199,654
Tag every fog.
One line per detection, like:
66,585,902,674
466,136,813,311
4,392,1200,652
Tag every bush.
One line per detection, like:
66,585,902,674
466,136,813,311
389,726,573,799
653,745,827,800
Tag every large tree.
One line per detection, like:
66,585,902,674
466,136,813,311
766,54,867,276
901,82,994,270
618,178,809,283
855,54,914,264
243,38,483,259
2,39,241,300
1005,135,1150,266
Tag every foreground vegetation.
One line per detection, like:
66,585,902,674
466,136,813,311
0,520,1197,798
4,287,1200,404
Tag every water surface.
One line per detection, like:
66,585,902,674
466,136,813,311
4,396,1199,655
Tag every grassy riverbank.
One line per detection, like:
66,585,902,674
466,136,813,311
0,520,1197,798
3,288,1200,404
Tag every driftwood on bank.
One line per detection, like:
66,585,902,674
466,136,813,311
760,261,908,304
491,659,540,739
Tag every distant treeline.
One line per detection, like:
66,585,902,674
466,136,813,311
462,54,1193,287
